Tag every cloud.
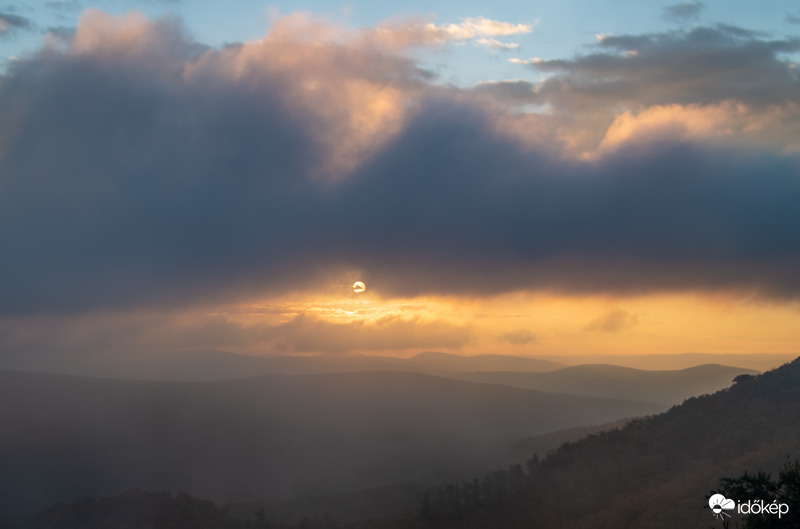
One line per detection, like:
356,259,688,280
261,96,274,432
364,16,532,48
497,24,800,151
508,57,540,65
0,312,472,357
1,11,800,320
529,25,800,110
434,16,532,41
583,309,638,333
340,104,800,301
474,79,538,105
662,1,704,22
476,38,519,50
272,314,471,353
786,12,800,25
45,25,76,40
0,11,34,37
498,329,537,345
595,101,800,153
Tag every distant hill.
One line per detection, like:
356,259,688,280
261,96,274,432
0,350,565,381
3,348,788,382
0,369,658,518
547,352,797,371
418,357,800,528
405,351,564,373
0,349,410,380
448,363,758,406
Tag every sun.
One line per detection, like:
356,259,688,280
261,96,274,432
353,281,366,293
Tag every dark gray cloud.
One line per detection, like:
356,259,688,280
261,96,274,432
474,80,538,106
495,25,800,122
1,14,800,318
487,24,800,150
531,25,800,110
0,12,34,37
341,105,800,299
662,1,704,22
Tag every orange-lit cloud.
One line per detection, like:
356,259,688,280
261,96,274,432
0,308,471,358
595,101,800,155
271,313,471,353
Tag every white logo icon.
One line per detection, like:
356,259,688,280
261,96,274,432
709,494,736,519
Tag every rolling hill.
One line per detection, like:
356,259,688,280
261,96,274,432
0,369,658,518
447,363,758,406
0,350,565,381
548,352,796,371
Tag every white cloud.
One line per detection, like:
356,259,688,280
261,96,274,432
435,16,532,40
476,37,519,50
509,57,541,65
355,16,532,52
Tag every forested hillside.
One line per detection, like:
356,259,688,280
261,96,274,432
419,358,800,528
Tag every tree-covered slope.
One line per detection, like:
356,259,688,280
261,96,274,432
420,357,800,529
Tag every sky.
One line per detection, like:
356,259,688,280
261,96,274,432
1,0,800,365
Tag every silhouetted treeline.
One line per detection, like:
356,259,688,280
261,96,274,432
3,489,254,529
419,463,530,527
1,488,417,529
717,458,800,529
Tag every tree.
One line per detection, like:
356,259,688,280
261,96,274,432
717,459,800,528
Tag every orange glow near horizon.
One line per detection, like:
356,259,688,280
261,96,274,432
220,288,800,359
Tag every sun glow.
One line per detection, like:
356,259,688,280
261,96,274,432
215,287,800,359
